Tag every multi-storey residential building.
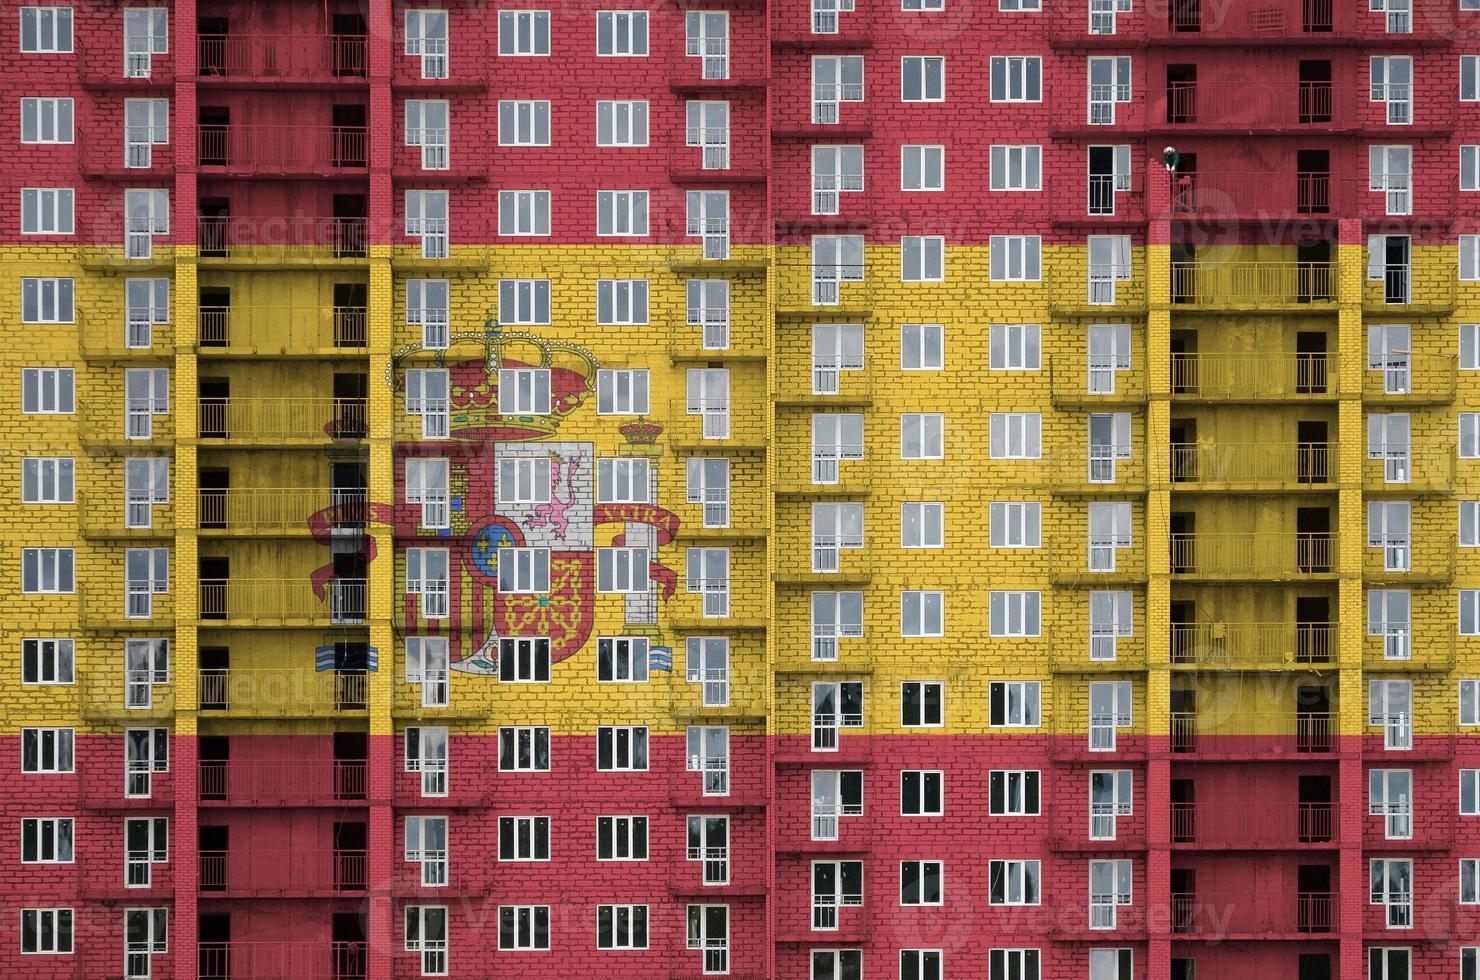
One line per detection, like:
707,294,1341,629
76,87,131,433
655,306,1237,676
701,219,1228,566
3,1,1480,979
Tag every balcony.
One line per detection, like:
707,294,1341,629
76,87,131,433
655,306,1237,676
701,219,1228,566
1168,622,1335,668
1168,171,1339,220
198,305,367,355
1171,891,1335,939
1049,448,1148,495
78,670,175,722
1170,261,1336,311
776,264,872,317
79,586,175,631
198,125,367,176
1169,710,1334,757
392,677,494,721
198,397,368,444
198,942,366,980
198,669,367,717
1048,255,1148,316
1154,81,1336,131
198,758,367,806
77,313,174,360
77,491,174,540
199,848,367,896
1361,256,1457,314
1049,536,1149,586
198,216,368,267
1048,628,1148,673
1168,442,1336,491
1362,444,1455,495
77,40,175,89
1170,801,1336,848
1049,354,1147,406
1170,352,1335,401
1361,355,1456,404
1363,631,1454,672
1170,532,1335,581
198,578,367,626
200,488,364,536
1362,540,1454,584
1052,173,1147,226
197,33,368,84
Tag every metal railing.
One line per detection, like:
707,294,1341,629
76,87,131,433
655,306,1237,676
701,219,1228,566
1170,711,1334,756
198,305,367,351
1168,622,1335,667
198,578,367,624
1162,81,1334,127
1171,261,1335,307
1169,532,1335,579
1169,170,1337,216
199,849,367,894
198,758,367,804
198,397,368,441
198,669,367,715
1171,891,1335,935
1169,442,1334,487
198,216,368,261
1170,352,1333,400
1170,801,1335,845
198,125,366,171
198,488,364,533
197,33,367,80
198,941,367,980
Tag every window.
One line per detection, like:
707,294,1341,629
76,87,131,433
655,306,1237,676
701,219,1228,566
20,278,73,324
688,279,730,349
812,55,864,124
597,637,649,682
688,367,731,438
597,10,648,55
990,144,1042,191
813,681,864,750
686,11,730,79
21,548,73,594
125,547,169,618
812,145,864,215
405,458,449,530
598,458,650,505
124,727,168,798
1463,590,1480,636
1089,859,1133,928
21,458,73,505
813,414,864,484
686,905,729,975
498,816,549,861
19,98,72,143
1369,412,1412,482
1465,237,1480,282
989,680,1041,726
498,637,550,682
405,99,449,169
597,279,649,325
1464,948,1478,980
20,188,73,235
496,278,550,327
122,8,167,78
813,950,864,980
498,457,551,504
688,728,728,796
811,233,865,304
597,369,650,415
812,591,863,661
404,906,448,976
597,100,648,146
901,681,943,727
685,459,731,529
990,949,1041,980
1370,679,1413,750
122,367,168,440
597,190,649,236
20,908,72,954
20,818,73,864
902,502,944,548
901,236,944,282
498,10,550,55
124,817,167,887
597,725,649,770
1461,859,1479,904
1372,56,1413,125
405,726,449,796
811,860,863,929
1090,949,1134,980
597,905,648,950
1471,146,1480,191
404,9,449,79
496,548,549,594
21,638,73,685
1369,500,1411,572
901,860,942,906
1088,413,1133,482
405,368,450,439
901,413,943,458
405,189,449,258
1371,857,1414,927
21,728,73,773
498,368,551,415
20,7,73,52
597,815,649,860
901,323,943,370
597,547,650,593
989,770,1040,816
989,592,1041,638
901,591,944,637
498,905,551,951
1090,591,1134,661
687,550,730,619
122,638,168,710
812,770,863,838
1462,679,1480,726
813,322,865,394
1370,145,1412,216
901,770,943,816
405,815,448,886
498,101,551,146
1087,56,1132,123
902,145,944,191
1369,768,1413,839
686,189,729,259
498,190,551,236
904,0,944,9
989,501,1040,548
989,323,1040,370
1465,55,1480,101
1085,323,1133,392
406,548,450,619
990,56,1042,101
1467,412,1480,457
1463,769,1479,814
901,56,945,101
988,859,1040,905
405,637,450,708
989,236,1042,281
989,413,1042,458
901,950,942,980
1088,501,1133,572
687,813,728,881
406,279,449,349
123,188,168,258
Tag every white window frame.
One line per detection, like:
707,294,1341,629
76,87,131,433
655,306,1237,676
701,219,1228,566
989,680,1042,725
989,324,1041,371
902,501,945,548
498,101,551,147
19,817,73,864
901,56,945,102
19,97,73,144
900,590,944,637
20,278,74,324
21,638,74,685
597,189,650,237
21,457,74,504
901,145,944,191
596,369,650,415
990,144,1043,192
990,55,1042,102
989,236,1043,281
989,591,1042,638
20,187,74,235
21,727,74,773
596,10,649,56
498,190,551,236
497,10,551,56
988,859,1041,905
19,6,73,53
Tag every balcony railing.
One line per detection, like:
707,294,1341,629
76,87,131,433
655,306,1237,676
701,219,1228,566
198,306,367,352
1170,352,1333,400
198,758,367,805
1362,443,1456,493
1159,82,1334,128
197,33,368,82
198,125,367,173
198,942,367,980
1169,622,1335,667
199,488,365,534
1169,442,1334,488
198,397,368,441
1169,171,1338,217
1151,0,1336,38
1171,261,1335,308
198,578,367,624
1170,532,1335,579
1170,801,1335,846
777,264,871,313
1048,354,1147,404
198,669,367,716
198,216,367,263
1170,711,1334,756
1361,354,1457,403
1171,891,1335,936
199,849,367,895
